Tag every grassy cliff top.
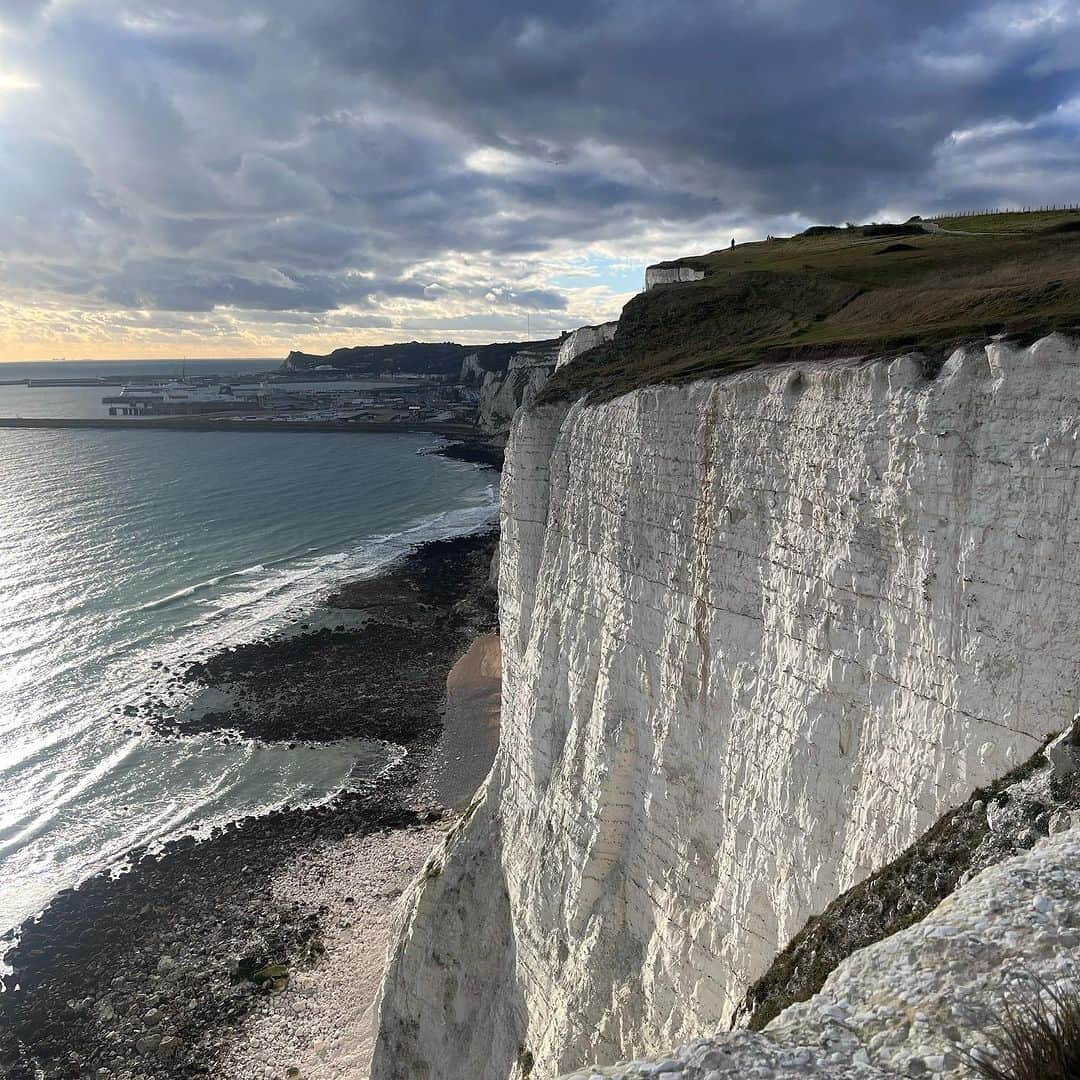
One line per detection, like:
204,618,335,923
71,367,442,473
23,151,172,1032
542,210,1080,403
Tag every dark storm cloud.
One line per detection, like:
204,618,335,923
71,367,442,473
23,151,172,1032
302,0,1079,217
1,0,1078,344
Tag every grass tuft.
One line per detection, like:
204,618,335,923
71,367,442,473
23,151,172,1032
970,974,1080,1080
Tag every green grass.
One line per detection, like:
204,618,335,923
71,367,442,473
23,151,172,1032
542,210,1080,403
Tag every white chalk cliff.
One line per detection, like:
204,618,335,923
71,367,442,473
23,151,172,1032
555,323,618,371
644,265,706,289
478,343,562,434
372,333,1080,1080
560,819,1080,1078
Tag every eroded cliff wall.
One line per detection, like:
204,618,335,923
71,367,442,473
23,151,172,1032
373,334,1080,1080
478,343,561,434
560,819,1080,1079
555,323,618,371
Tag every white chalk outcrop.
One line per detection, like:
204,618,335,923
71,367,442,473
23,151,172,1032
460,352,490,386
478,343,561,434
373,333,1080,1080
644,265,706,289
556,323,618,371
561,820,1080,1078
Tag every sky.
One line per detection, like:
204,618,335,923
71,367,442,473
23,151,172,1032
0,2,1078,360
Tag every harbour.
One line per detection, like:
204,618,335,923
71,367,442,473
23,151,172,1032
0,416,476,434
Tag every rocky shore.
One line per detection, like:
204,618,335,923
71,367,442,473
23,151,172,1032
169,527,499,744
0,526,501,1080
430,436,505,471
214,817,446,1080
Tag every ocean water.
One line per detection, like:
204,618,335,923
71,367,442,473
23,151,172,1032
0,424,496,932
0,359,277,378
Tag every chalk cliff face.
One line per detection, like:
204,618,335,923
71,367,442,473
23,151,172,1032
478,343,561,434
562,820,1080,1079
460,352,489,386
644,265,706,289
555,322,618,371
373,334,1080,1080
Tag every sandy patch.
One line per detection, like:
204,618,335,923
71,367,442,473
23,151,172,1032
216,634,502,1080
435,633,501,812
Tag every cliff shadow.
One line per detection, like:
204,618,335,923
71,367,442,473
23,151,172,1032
370,782,529,1080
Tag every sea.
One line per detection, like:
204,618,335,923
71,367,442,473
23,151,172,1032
0,360,497,933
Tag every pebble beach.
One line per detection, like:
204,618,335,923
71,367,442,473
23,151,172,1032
0,524,502,1080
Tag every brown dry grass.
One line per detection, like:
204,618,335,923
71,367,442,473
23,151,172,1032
969,975,1080,1080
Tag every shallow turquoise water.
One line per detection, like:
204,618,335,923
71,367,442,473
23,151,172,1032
0,426,495,931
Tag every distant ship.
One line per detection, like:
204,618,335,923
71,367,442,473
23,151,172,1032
107,381,246,413
117,384,166,402
159,381,237,404
117,381,237,402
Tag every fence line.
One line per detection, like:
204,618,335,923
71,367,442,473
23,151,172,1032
925,204,1080,220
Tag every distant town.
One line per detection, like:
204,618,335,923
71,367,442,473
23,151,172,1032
98,369,469,425
0,331,603,436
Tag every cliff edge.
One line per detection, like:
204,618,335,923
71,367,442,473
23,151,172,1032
372,213,1080,1080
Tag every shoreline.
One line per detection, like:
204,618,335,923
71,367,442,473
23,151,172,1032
0,524,503,1079
0,416,477,435
158,528,499,745
215,634,503,1080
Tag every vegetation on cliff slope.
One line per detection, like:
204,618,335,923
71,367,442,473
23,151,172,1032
542,210,1080,402
285,339,559,377
735,728,1080,1033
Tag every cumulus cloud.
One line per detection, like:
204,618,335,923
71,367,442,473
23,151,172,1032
0,0,1078,357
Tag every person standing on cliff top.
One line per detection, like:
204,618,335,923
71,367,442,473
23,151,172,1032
730,237,735,250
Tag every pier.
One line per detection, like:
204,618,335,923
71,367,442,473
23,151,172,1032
26,377,110,387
